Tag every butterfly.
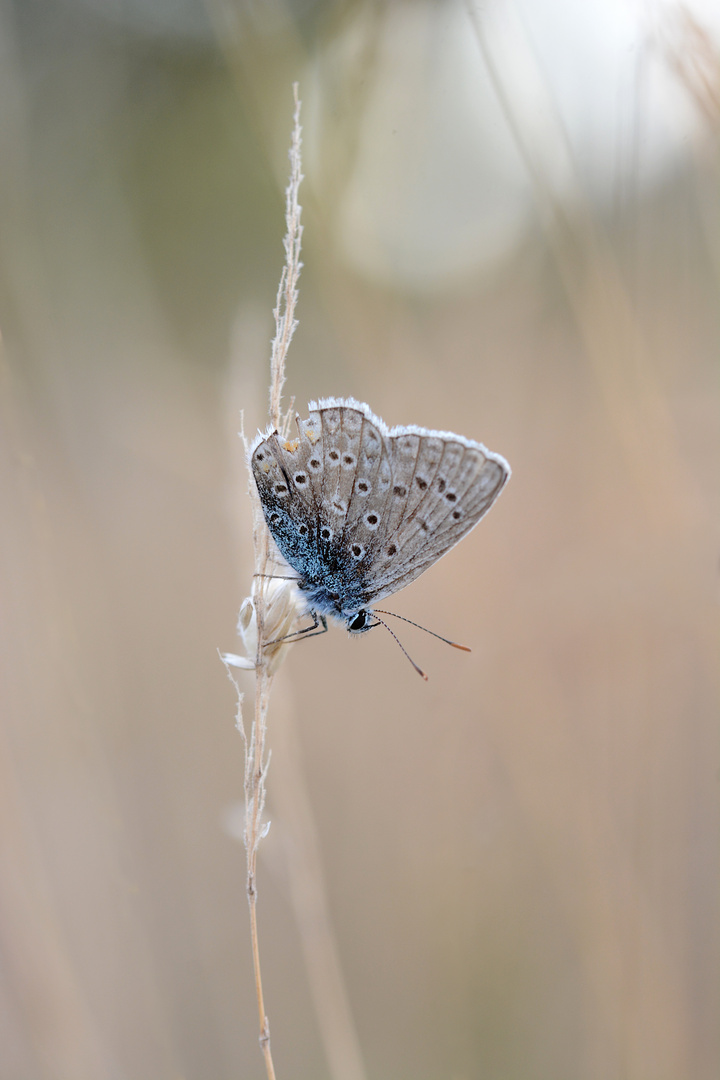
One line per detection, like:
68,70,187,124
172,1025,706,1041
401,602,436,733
250,397,510,656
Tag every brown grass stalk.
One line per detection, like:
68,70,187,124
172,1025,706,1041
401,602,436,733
227,83,304,1080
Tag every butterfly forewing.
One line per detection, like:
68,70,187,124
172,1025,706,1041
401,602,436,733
362,441,509,602
341,412,392,557
398,435,445,519
431,455,507,546
377,437,467,560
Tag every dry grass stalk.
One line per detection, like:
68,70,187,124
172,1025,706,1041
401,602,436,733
223,83,305,1080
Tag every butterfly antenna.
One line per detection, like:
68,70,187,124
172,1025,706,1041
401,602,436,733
373,610,471,652
371,614,428,680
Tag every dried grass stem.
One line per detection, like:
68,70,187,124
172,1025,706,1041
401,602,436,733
241,82,304,1080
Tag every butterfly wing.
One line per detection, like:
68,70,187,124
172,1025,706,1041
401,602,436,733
251,398,510,615
357,429,510,605
250,430,322,581
251,400,393,613
297,401,394,607
296,402,371,529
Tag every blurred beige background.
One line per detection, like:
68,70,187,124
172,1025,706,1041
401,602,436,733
0,1,718,1078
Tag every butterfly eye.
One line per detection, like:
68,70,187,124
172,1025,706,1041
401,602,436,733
386,544,397,556
415,477,428,490
365,513,379,529
356,480,370,494
350,544,365,560
437,477,446,492
328,450,340,462
342,454,356,467
393,485,407,497
320,526,332,541
445,491,457,502
275,483,289,496
308,457,321,470
452,510,462,520
298,523,309,536
294,473,307,485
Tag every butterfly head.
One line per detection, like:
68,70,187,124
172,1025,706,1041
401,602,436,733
346,609,373,634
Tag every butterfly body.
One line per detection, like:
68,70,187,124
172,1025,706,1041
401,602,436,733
250,398,510,634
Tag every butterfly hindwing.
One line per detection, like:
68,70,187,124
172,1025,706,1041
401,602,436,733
250,431,322,581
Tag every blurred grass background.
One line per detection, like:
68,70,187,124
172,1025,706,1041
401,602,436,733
0,1,718,1078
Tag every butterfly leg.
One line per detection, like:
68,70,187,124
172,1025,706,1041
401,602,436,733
264,612,328,647
252,572,301,581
